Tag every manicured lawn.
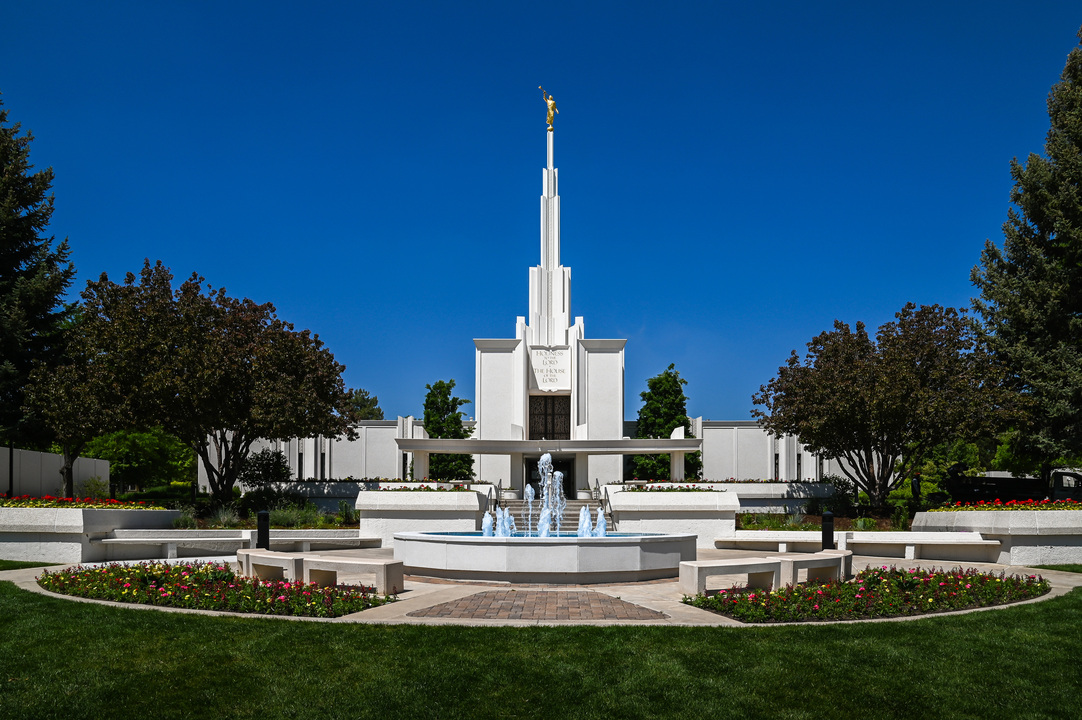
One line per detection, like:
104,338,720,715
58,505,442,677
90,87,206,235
1,582,1080,719
1036,564,1082,574
0,560,58,571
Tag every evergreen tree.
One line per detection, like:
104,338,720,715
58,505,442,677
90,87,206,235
972,28,1082,479
422,379,473,482
0,93,75,457
348,388,384,420
631,364,702,480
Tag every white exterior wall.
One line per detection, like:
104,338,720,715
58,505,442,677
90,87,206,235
699,422,819,482
0,447,110,497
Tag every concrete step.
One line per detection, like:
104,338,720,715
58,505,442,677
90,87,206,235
497,498,610,531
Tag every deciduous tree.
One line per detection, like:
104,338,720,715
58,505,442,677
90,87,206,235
75,261,357,501
752,304,1005,507
972,28,1082,480
422,379,473,481
631,364,701,480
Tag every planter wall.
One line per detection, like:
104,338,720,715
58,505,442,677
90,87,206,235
620,483,833,514
355,491,489,547
263,482,497,511
606,489,739,548
913,510,1082,565
0,508,180,563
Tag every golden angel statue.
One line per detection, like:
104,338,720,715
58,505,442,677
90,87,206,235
539,86,558,130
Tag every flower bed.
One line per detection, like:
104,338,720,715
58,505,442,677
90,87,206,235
683,566,1049,623
624,485,722,492
377,484,473,492
930,498,1081,512
37,561,394,617
0,494,166,510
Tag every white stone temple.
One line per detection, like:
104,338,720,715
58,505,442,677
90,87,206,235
208,105,833,494
396,122,701,494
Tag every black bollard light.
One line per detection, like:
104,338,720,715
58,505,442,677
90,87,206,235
822,510,835,550
257,510,270,550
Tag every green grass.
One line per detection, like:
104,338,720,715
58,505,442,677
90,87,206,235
1035,564,1082,574
0,560,58,571
1,582,1081,719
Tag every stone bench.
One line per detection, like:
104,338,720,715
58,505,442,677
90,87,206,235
237,549,305,581
715,531,846,553
679,558,782,595
841,532,999,561
716,531,1001,562
768,550,852,587
235,549,403,594
302,556,404,595
95,531,252,559
93,530,381,559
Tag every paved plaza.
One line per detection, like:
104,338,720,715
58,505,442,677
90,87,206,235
4,547,1080,627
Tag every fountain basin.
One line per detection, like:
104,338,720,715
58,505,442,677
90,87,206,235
393,531,696,584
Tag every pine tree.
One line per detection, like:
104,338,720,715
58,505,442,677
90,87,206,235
631,364,702,480
972,28,1082,478
422,379,473,482
0,93,75,457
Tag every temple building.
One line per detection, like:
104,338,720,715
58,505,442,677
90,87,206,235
210,103,829,494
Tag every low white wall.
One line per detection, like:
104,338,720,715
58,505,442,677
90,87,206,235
355,491,488,547
0,448,110,498
0,508,179,563
605,488,738,548
913,510,1082,565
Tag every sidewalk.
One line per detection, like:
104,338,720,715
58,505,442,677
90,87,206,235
4,548,1079,627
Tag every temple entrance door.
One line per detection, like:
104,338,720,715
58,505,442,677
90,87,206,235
528,395,571,440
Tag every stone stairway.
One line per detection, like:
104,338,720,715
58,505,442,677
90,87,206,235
497,498,612,533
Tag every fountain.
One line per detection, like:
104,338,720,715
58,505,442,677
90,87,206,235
393,455,696,583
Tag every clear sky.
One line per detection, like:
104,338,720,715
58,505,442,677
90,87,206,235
1,2,1078,422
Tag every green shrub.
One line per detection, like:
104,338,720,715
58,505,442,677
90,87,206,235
268,502,324,528
172,508,197,529
238,486,305,517
77,475,109,499
852,517,877,531
338,500,358,525
239,448,293,488
209,504,240,528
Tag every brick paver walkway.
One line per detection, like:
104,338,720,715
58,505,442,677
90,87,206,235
406,589,668,621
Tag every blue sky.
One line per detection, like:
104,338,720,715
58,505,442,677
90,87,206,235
1,2,1078,421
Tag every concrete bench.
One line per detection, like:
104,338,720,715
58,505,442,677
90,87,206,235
235,549,403,594
840,532,1000,561
714,531,846,553
95,531,252,559
767,550,852,587
237,549,305,581
93,531,381,559
302,556,404,595
679,558,782,595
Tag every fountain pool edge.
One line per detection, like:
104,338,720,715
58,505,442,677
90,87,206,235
392,531,697,584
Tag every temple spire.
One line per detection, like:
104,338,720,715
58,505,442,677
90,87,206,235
529,93,570,347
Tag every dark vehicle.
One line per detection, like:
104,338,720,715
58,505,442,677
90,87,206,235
943,465,1082,503
1051,469,1082,501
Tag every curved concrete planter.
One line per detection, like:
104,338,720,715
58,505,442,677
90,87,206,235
355,491,488,547
0,507,180,563
393,531,697,583
913,510,1082,565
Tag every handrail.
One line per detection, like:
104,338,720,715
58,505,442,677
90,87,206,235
600,485,616,531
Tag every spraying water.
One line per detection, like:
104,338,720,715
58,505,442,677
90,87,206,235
594,507,607,537
491,453,570,537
